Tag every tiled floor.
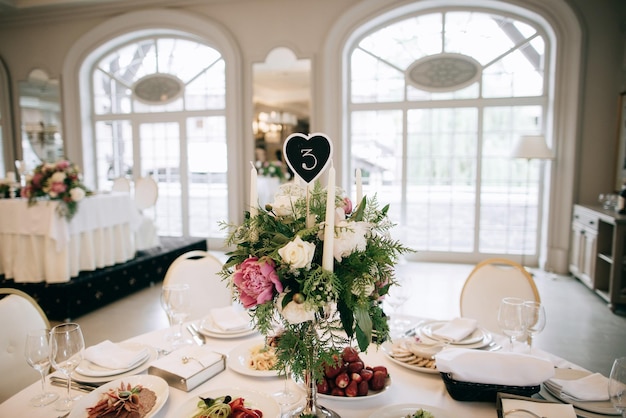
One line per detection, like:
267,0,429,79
67,260,626,377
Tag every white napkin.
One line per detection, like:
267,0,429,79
431,317,477,342
501,398,577,417
548,372,610,401
435,347,555,386
210,306,250,331
151,345,223,378
84,340,148,370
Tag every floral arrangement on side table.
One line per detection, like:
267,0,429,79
256,159,290,182
221,179,412,411
21,160,91,220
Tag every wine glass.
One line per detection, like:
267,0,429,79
24,329,59,407
497,297,526,350
609,357,626,417
49,322,85,411
160,283,192,348
522,301,546,352
385,281,411,336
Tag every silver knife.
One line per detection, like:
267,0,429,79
186,323,205,345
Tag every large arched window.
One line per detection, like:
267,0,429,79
91,35,228,238
348,9,552,264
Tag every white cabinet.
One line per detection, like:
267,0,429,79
569,205,597,289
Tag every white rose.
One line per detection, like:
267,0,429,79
50,171,66,183
69,187,86,202
276,293,315,324
271,194,298,216
278,236,316,269
333,221,370,262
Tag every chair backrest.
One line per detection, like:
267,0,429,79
134,176,158,211
459,258,540,334
111,177,131,193
0,288,50,403
162,251,231,321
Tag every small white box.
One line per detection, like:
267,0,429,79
148,346,225,391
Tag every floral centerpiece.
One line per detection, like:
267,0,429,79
256,159,290,182
221,158,412,416
21,160,91,220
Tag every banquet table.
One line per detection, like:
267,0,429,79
0,317,583,418
0,193,144,283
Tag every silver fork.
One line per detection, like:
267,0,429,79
504,409,546,418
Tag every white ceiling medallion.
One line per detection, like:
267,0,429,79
406,53,481,92
133,74,184,104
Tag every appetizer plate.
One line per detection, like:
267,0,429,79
198,315,257,339
543,368,620,416
68,375,169,418
228,338,280,377
381,341,439,375
315,377,391,401
71,345,158,384
177,388,280,418
418,320,490,345
75,342,151,377
368,403,451,418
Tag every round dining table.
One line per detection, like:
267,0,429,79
0,317,581,418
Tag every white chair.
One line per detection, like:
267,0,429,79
134,176,158,211
111,176,131,193
162,251,232,321
459,258,540,334
0,288,50,403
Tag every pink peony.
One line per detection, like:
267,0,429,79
56,160,70,170
49,182,67,194
232,257,283,308
31,173,43,187
342,197,353,215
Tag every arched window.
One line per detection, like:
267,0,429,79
347,8,553,264
91,35,228,238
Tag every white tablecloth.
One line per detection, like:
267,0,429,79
0,320,582,418
0,193,143,283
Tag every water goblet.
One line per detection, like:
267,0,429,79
384,285,411,336
160,283,192,348
522,301,546,352
497,297,526,351
49,322,85,411
609,357,626,417
24,329,59,407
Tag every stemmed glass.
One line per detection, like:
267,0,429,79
385,281,411,336
497,297,526,351
24,329,59,407
609,357,626,417
270,326,301,409
49,322,85,411
160,283,192,348
522,301,546,352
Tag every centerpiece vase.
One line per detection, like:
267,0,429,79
285,322,340,418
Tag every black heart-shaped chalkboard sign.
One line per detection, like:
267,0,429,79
283,133,333,184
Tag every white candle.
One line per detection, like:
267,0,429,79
6,171,16,183
355,168,362,205
322,165,335,272
249,161,258,217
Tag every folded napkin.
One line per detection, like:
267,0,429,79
84,340,148,370
501,398,577,418
431,317,477,342
547,372,610,401
210,306,250,331
435,347,555,386
151,345,223,378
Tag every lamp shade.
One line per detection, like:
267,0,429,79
511,135,553,160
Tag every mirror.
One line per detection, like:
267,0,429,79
253,47,310,172
19,68,63,166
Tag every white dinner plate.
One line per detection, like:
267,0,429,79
228,338,280,377
419,320,488,345
313,377,391,401
71,345,158,384
540,386,618,418
67,375,169,418
543,368,620,416
75,342,150,377
368,403,451,418
198,315,257,339
416,322,492,349
177,388,280,418
381,340,439,374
